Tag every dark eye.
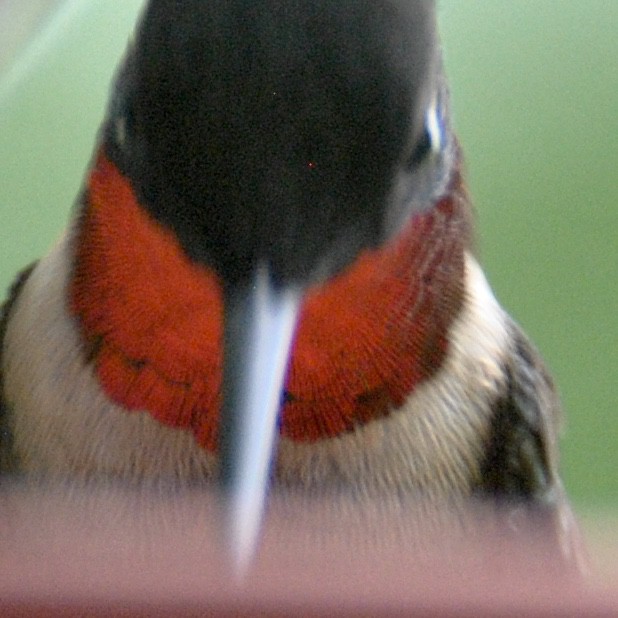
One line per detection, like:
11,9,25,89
405,104,443,171
114,115,128,147
406,127,433,170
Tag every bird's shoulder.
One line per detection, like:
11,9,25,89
0,262,37,474
476,317,562,501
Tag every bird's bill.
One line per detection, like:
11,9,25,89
219,265,301,574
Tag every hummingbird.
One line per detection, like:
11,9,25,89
0,0,581,571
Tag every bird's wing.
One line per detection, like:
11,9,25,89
475,318,587,573
0,262,36,474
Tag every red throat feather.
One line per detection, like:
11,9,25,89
70,151,469,452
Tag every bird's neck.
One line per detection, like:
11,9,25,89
70,150,471,452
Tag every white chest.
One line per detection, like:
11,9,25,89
3,235,509,495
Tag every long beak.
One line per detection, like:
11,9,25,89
219,265,301,574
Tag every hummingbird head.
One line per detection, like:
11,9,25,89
72,0,462,571
103,0,450,289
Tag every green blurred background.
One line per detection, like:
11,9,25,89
0,1,616,509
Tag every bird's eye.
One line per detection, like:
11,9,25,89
407,126,433,169
114,116,128,147
406,103,443,171
112,102,138,153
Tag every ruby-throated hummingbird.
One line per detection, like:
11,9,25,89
0,0,581,571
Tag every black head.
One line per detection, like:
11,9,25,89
104,0,451,288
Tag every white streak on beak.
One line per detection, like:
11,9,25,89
220,265,301,576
